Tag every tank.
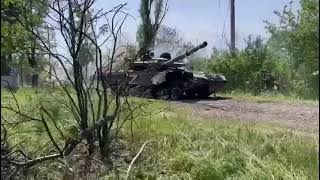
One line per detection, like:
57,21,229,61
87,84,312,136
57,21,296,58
99,41,227,100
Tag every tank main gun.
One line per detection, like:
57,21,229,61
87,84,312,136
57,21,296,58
162,41,208,66
127,41,208,71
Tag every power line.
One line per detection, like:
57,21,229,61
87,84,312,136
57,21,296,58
215,0,222,40
222,1,230,39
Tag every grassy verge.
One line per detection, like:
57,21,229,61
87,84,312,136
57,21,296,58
219,90,319,106
1,88,319,179
119,109,319,179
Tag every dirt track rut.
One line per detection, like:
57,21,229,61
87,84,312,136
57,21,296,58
173,98,319,133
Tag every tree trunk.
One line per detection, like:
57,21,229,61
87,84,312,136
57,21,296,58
20,59,23,87
27,38,38,88
32,74,39,87
85,65,88,80
1,54,10,75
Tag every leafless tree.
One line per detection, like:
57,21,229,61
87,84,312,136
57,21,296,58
1,0,166,178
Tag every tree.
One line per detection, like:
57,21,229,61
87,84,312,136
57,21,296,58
136,0,168,56
264,0,319,98
154,25,194,51
1,0,48,87
74,6,95,79
154,25,183,46
1,0,164,178
1,0,25,75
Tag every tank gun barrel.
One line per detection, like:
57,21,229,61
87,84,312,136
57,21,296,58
163,41,208,66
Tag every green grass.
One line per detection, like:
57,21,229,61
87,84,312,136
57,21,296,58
1,88,319,179
219,90,319,106
120,111,319,180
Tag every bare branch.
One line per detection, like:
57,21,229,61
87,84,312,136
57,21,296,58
9,153,61,168
40,105,66,140
40,109,63,155
126,141,150,180
1,106,42,123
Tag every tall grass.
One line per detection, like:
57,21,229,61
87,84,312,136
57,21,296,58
219,90,319,106
1,88,319,179
120,109,319,180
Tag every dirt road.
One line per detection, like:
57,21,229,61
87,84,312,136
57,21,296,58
173,97,319,133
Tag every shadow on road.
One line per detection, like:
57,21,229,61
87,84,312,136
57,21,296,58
178,96,232,103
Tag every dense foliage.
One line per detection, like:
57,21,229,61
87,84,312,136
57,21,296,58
192,36,285,95
136,0,166,53
1,0,48,87
191,0,319,99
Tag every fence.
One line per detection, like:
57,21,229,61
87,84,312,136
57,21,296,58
1,69,20,91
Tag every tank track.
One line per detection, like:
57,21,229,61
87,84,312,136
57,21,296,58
109,83,212,100
128,84,211,100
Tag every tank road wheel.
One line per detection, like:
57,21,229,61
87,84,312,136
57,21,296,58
141,88,153,98
153,88,170,100
109,81,129,96
170,87,183,100
185,90,195,98
128,85,142,97
128,86,154,99
109,85,119,95
197,87,210,98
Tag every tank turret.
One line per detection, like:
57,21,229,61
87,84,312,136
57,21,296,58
129,41,208,71
162,41,207,66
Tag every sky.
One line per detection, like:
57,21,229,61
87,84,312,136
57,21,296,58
95,0,301,52
49,0,301,79
51,0,301,59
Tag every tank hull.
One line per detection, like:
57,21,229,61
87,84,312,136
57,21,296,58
98,41,227,100
101,69,227,100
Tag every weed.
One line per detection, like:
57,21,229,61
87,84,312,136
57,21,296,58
1,88,318,179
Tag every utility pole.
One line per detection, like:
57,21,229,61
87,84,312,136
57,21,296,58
230,0,235,52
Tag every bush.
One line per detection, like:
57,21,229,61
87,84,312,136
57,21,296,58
190,34,318,99
192,36,287,95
